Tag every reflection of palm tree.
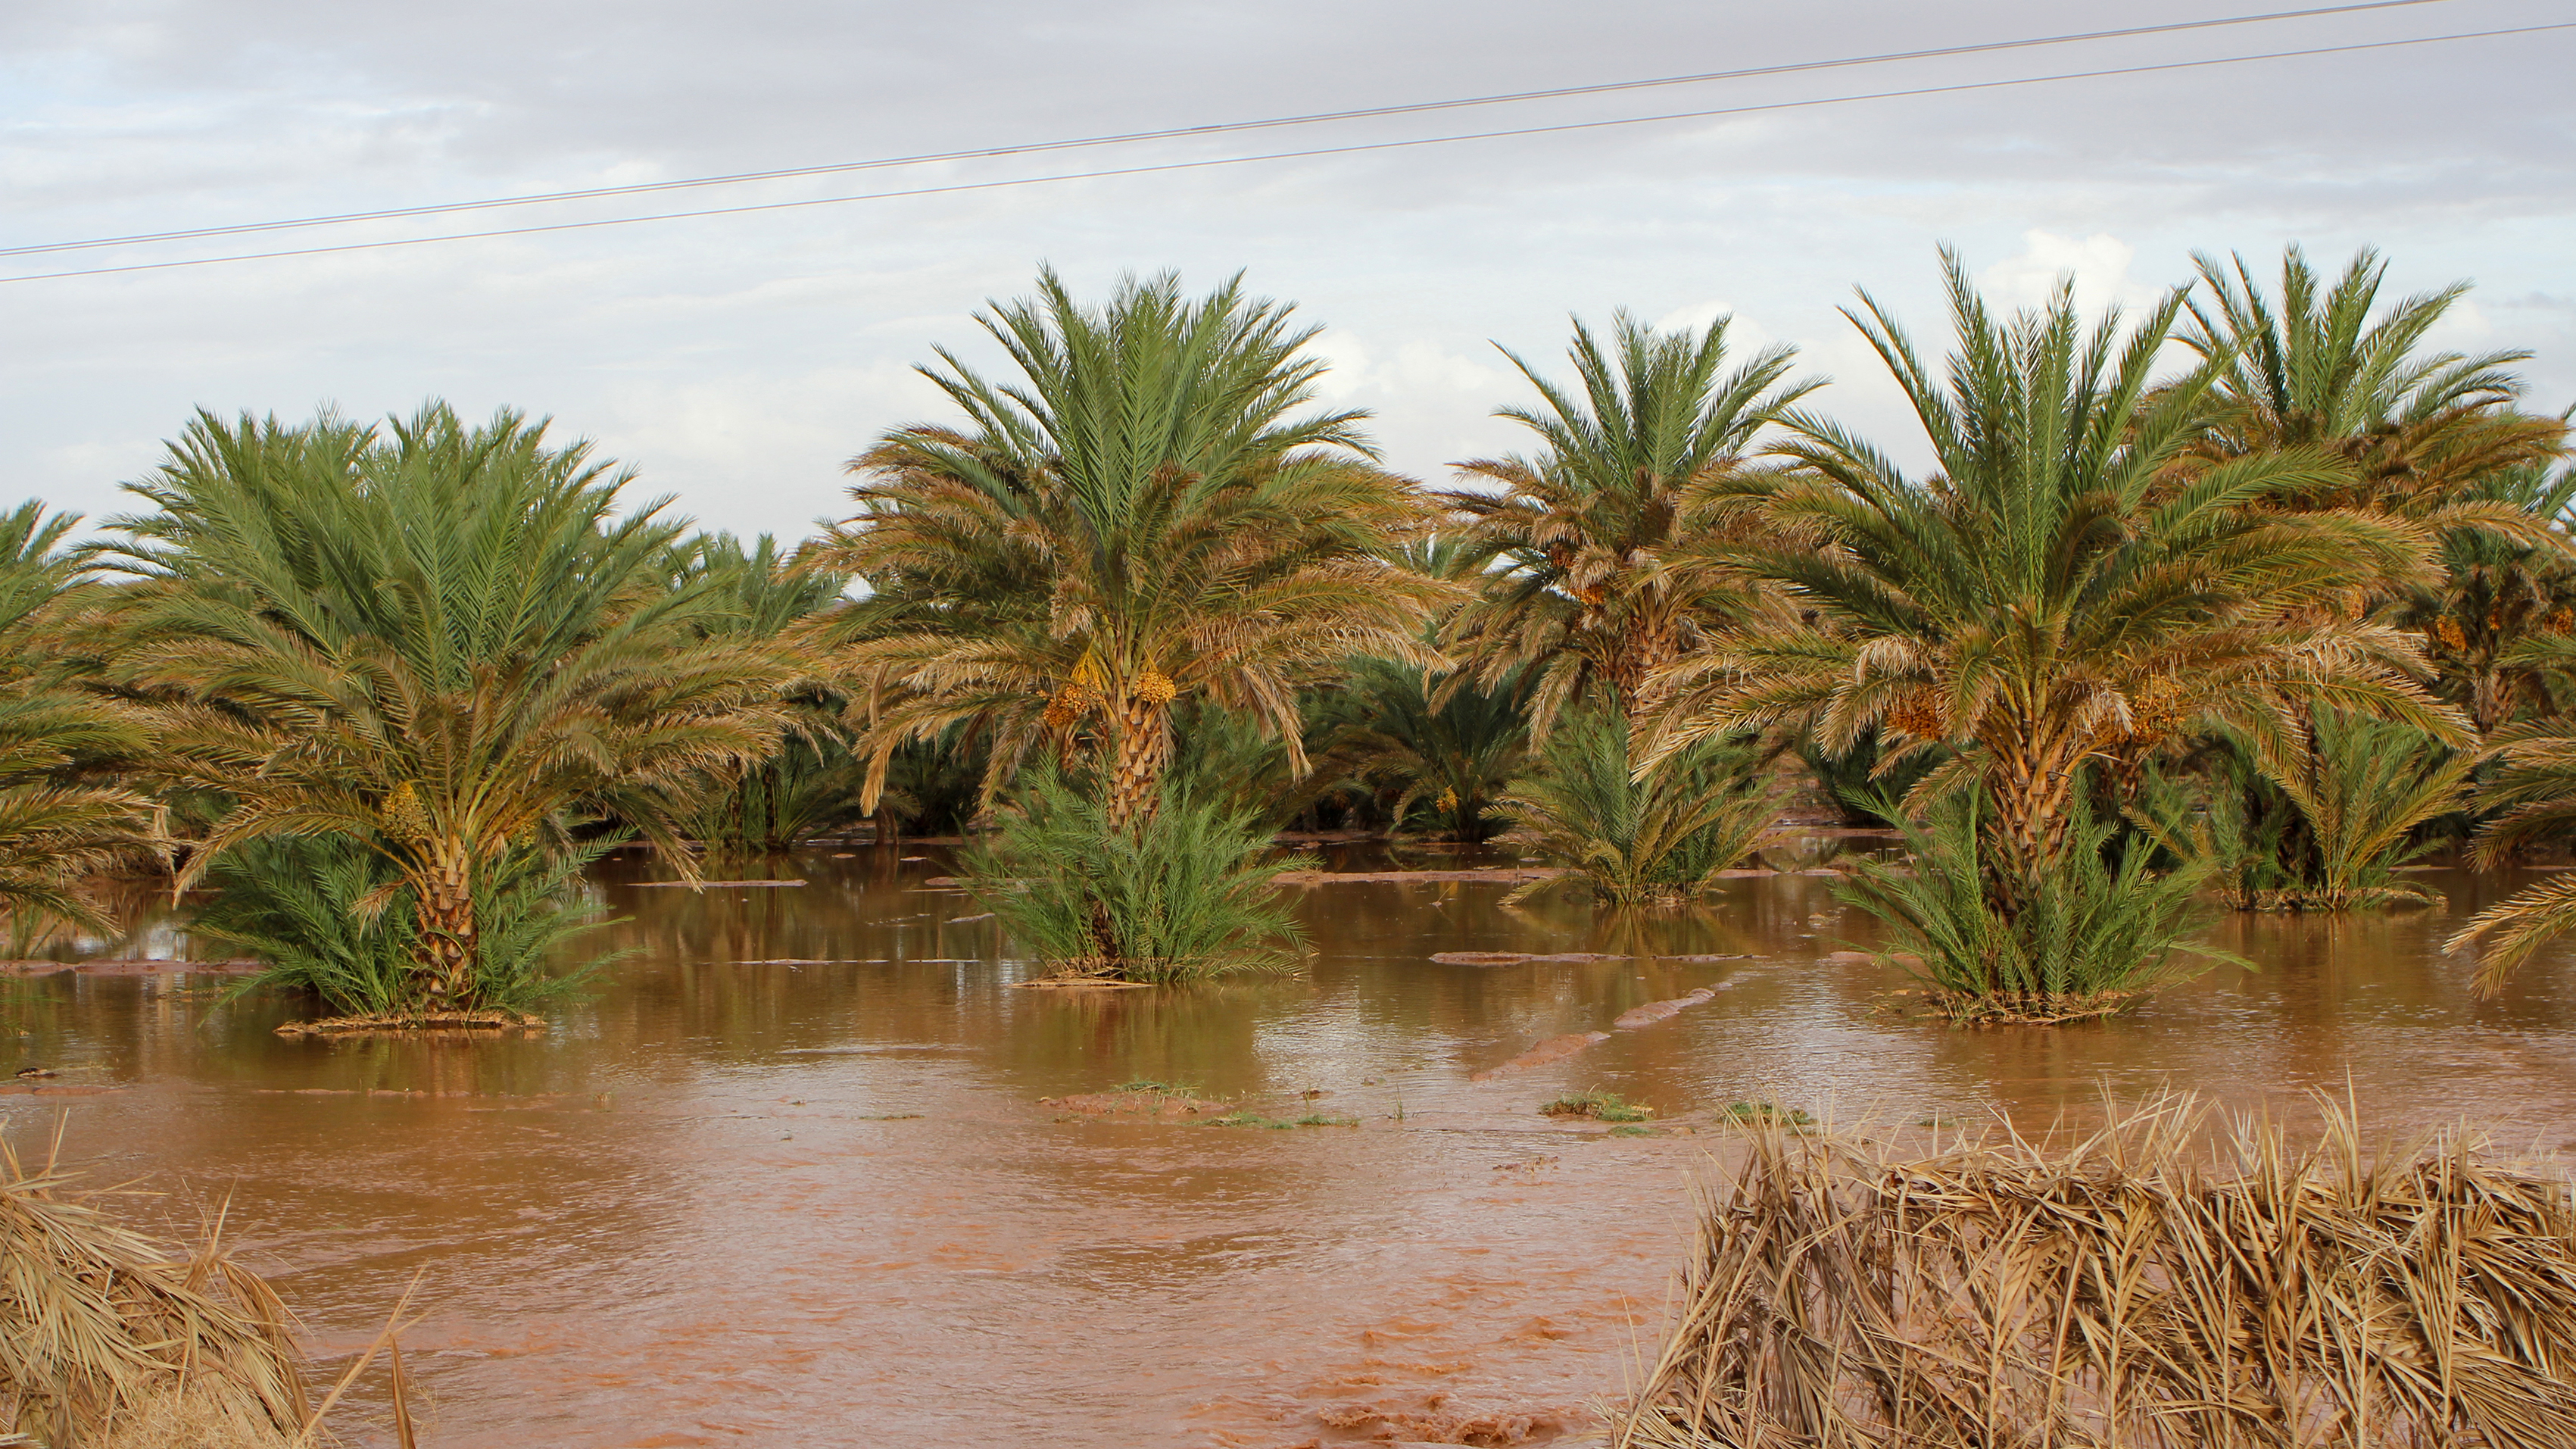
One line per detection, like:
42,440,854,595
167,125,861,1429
98,404,797,1006
1441,311,1817,731
811,269,1448,834
1645,248,2459,900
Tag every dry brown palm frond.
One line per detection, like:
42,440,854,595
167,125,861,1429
1611,1091,2576,1448
1,1127,310,1447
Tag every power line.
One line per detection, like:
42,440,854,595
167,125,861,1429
5,19,2565,286
0,0,2476,261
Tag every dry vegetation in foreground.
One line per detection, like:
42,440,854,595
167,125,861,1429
1613,1095,2576,1448
2,1128,306,1446
2,1125,420,1448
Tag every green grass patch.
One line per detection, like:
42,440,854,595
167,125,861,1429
1540,1089,1656,1123
1115,1078,1201,1096
1608,1123,1660,1138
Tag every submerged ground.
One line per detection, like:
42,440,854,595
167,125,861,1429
8,842,2576,1446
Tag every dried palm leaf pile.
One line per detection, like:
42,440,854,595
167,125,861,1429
1,1129,307,1448
1613,1095,2576,1448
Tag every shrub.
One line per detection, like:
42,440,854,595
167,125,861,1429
2132,712,2471,910
964,770,1301,983
1309,655,1530,842
1497,709,1774,904
1837,796,2239,1023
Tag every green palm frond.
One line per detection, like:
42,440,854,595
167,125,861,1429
963,768,1300,983
1495,708,1773,904
1441,309,1818,728
1644,246,2460,904
808,268,1450,832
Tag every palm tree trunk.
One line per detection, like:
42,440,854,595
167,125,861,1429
1105,696,1172,836
1987,730,2083,910
418,845,477,1007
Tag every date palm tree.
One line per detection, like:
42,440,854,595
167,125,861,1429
97,404,798,1008
2447,633,2576,992
1642,248,2462,901
2395,450,2576,732
1440,310,1817,732
670,533,871,853
812,268,1449,833
2178,245,2565,520
0,501,159,936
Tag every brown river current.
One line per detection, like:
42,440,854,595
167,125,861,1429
8,842,2576,1446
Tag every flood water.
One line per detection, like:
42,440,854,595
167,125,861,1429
8,844,2576,1447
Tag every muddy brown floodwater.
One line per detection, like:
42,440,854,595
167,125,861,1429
8,843,2576,1447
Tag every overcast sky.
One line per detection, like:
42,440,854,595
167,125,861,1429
5,0,2572,543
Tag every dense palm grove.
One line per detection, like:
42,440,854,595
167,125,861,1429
5,245,2573,1022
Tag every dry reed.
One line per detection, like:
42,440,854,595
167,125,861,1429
1,1124,308,1447
1612,1094,2576,1448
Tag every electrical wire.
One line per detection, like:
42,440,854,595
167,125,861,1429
0,0,2479,261
5,17,2565,286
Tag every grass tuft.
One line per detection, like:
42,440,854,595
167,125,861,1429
1721,1101,1814,1128
1541,1089,1657,1123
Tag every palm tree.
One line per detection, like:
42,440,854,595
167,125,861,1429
1440,311,1817,731
671,533,872,852
0,501,160,937
1310,654,1530,842
810,268,1449,833
2446,634,2576,992
96,404,798,1009
1642,248,2462,901
2397,450,2576,732
2178,245,2565,520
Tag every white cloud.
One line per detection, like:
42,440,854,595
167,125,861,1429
1978,230,2147,319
